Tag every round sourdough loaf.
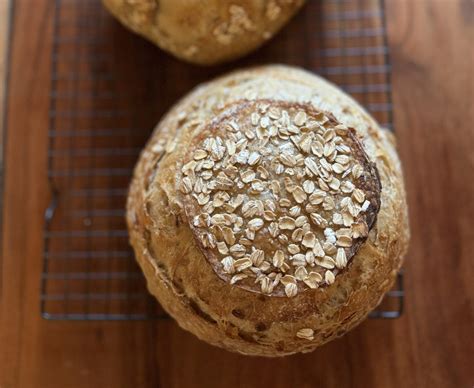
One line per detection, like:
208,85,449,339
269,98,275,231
126,65,409,356
102,0,306,65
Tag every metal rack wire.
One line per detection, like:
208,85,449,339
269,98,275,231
41,0,404,320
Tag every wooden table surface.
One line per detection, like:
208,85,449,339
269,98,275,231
1,0,473,387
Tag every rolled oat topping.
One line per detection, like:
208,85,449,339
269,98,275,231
180,100,380,297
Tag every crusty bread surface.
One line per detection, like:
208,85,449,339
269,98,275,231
126,65,410,356
102,0,306,65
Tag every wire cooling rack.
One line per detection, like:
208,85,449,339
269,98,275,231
42,0,404,320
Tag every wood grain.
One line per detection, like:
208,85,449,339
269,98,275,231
0,0,11,110
0,0,12,172
1,0,473,387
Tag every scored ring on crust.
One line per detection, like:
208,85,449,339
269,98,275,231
179,99,381,297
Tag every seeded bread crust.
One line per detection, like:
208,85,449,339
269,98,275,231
180,100,382,296
126,65,409,356
101,0,306,65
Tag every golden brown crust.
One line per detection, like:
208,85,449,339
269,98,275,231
126,65,410,356
179,99,382,296
102,0,306,65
